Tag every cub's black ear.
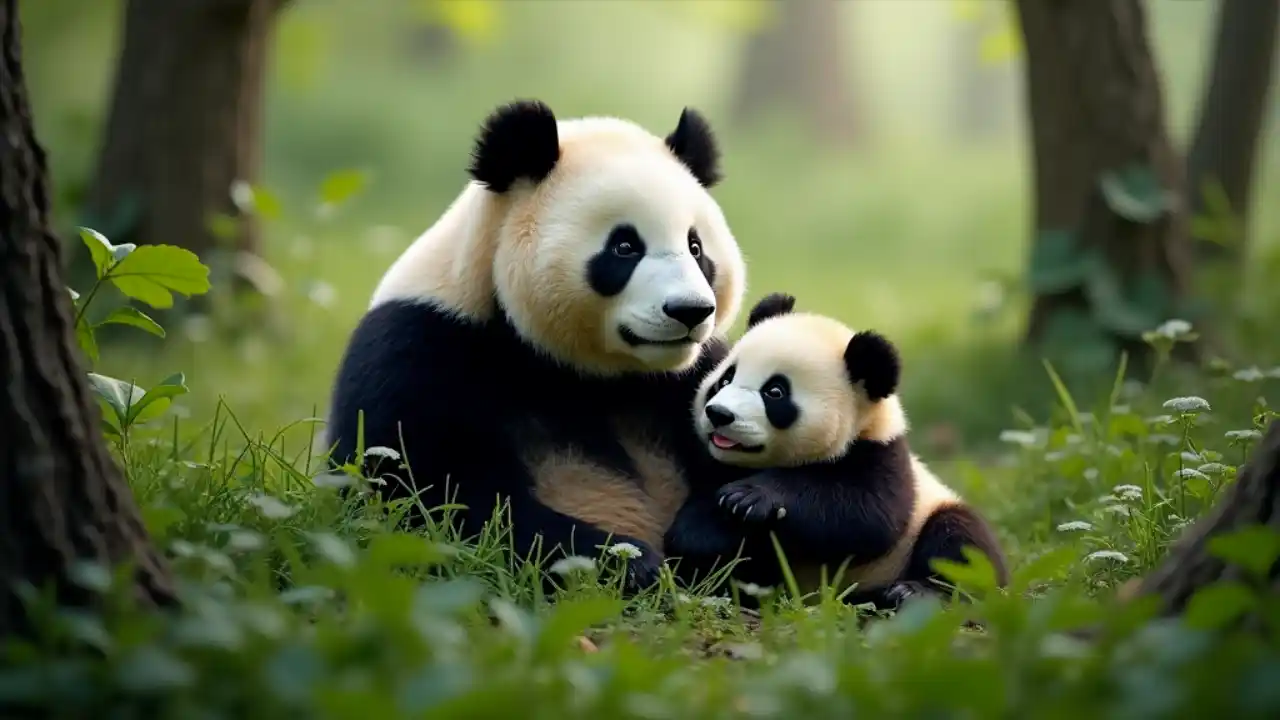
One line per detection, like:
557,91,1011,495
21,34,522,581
844,330,900,402
469,99,560,193
747,292,796,329
665,108,722,188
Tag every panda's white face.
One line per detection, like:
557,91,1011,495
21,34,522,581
493,119,744,375
692,311,910,469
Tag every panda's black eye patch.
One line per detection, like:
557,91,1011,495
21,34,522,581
761,374,799,429
608,225,645,259
687,228,703,259
714,364,736,392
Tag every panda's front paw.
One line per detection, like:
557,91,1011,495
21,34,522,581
717,479,787,524
613,541,664,595
882,581,934,610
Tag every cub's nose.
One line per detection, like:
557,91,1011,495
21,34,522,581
704,404,736,428
663,300,716,329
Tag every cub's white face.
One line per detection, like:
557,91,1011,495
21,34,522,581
693,314,861,469
494,118,745,376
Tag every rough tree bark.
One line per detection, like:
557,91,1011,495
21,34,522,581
730,0,858,144
1016,0,1198,375
0,0,175,638
1185,0,1280,266
82,0,289,265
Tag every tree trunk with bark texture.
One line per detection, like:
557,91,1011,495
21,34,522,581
82,0,287,265
730,0,858,144
1186,0,1279,266
1016,0,1198,376
0,0,176,639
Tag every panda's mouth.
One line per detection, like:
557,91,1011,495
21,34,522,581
709,433,764,453
619,326,696,348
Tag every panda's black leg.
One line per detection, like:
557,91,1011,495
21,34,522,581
898,504,1010,601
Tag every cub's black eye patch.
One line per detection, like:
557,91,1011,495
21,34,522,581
687,228,703,258
608,225,646,258
587,225,646,297
761,374,798,429
713,364,736,392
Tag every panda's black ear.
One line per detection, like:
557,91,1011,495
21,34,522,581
665,108,722,188
747,292,796,329
469,99,561,193
844,331,900,402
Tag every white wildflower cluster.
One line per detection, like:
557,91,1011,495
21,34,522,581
605,542,643,560
549,556,596,576
363,446,401,461
1085,550,1129,564
1162,396,1210,414
1056,521,1093,533
998,429,1043,448
1113,484,1143,502
1152,319,1193,340
1225,429,1263,442
734,581,774,598
1173,467,1208,481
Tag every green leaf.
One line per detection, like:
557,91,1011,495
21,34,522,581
1098,165,1173,223
86,373,145,431
107,245,211,309
245,184,284,221
1183,581,1257,630
1207,525,1280,579
1012,546,1077,591
1085,263,1161,337
365,534,449,569
318,169,369,208
931,545,1000,596
1028,230,1094,294
533,596,621,660
98,306,165,339
207,212,241,242
76,322,99,364
125,372,188,426
78,227,132,279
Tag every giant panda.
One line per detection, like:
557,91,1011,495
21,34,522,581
325,100,747,594
663,293,1008,610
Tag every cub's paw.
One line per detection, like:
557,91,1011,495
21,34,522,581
717,479,787,524
882,581,934,610
610,541,664,595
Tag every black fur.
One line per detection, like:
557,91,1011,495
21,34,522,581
327,299,729,596
844,331,900,402
664,108,722,188
664,436,916,592
900,505,1009,596
689,229,717,287
760,375,799,429
587,225,645,297
746,292,796,329
468,99,561,193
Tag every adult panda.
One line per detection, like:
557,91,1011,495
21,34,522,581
326,100,746,593
664,293,1008,610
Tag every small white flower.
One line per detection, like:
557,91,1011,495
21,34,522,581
999,430,1040,447
735,581,774,598
1154,319,1193,340
549,556,596,576
1086,550,1130,563
1163,396,1210,414
247,493,296,519
363,446,401,462
1173,468,1208,481
605,542,643,560
1233,366,1267,383
700,596,732,610
1225,429,1263,441
1056,521,1093,532
1101,504,1131,517
1083,468,1099,481
1113,484,1143,501
1180,451,1202,463
1197,463,1227,475
308,281,337,309
674,592,695,605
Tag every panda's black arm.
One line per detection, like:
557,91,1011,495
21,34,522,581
716,469,911,567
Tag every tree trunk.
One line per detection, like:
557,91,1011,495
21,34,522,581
729,0,858,144
82,0,287,267
1016,0,1198,378
0,0,176,639
1185,0,1280,266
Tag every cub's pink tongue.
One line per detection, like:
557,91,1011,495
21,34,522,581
711,434,738,449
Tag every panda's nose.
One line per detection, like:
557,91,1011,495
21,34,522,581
663,300,716,329
704,404,736,428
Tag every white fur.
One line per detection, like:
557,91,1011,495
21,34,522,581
370,114,746,377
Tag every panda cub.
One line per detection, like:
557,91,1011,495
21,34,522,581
665,293,1009,609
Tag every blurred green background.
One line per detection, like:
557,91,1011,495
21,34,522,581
22,0,1280,453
